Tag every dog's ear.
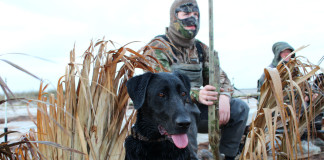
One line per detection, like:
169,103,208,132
173,71,191,92
126,72,153,110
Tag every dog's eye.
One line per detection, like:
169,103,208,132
181,92,186,96
159,93,165,97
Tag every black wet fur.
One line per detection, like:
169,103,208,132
125,72,200,160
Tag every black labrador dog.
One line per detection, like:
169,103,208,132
125,72,200,160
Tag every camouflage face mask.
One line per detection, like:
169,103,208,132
173,3,200,39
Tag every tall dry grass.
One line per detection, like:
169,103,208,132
2,39,166,160
240,46,324,160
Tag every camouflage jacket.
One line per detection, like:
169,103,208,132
145,35,234,102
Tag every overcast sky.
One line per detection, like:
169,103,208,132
1,0,323,92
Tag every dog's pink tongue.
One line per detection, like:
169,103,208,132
171,134,188,149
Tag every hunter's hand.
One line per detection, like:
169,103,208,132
198,85,224,106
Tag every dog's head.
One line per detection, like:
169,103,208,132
126,72,194,149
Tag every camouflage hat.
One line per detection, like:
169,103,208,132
271,41,295,66
167,0,200,47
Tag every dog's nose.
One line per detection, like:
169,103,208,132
175,118,191,129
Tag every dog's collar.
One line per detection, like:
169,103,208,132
131,127,169,142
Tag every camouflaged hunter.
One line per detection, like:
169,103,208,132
144,0,249,159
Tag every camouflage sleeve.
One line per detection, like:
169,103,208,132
190,89,200,104
144,37,173,72
219,68,234,97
